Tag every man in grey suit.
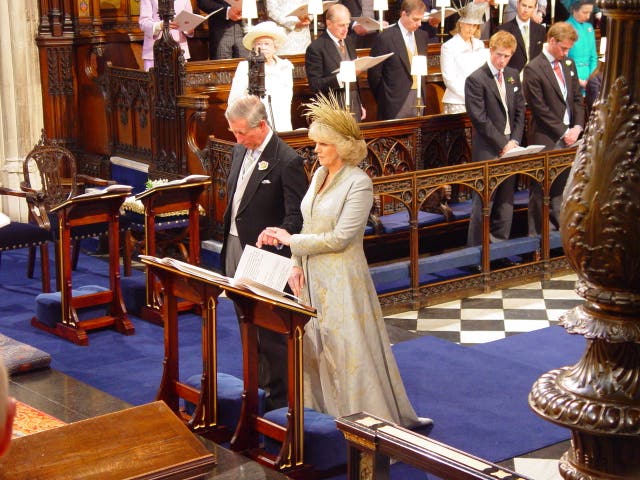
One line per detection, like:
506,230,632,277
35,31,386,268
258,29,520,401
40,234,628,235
222,95,308,410
523,22,584,235
498,0,546,73
305,4,365,121
368,0,429,120
465,31,526,247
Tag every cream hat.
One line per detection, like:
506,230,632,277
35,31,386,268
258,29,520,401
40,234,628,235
458,2,487,25
242,21,288,50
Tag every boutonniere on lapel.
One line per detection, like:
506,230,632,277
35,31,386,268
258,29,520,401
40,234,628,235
565,59,572,67
257,161,269,171
506,76,515,85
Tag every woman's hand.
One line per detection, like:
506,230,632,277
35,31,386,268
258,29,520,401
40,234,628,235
256,227,292,249
288,266,305,298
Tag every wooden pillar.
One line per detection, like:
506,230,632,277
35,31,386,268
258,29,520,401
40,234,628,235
529,2,640,478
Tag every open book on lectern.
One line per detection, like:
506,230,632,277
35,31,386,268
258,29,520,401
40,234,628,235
139,246,314,311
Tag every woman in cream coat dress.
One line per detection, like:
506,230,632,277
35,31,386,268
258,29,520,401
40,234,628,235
228,22,294,132
266,0,312,55
258,95,430,428
440,2,488,114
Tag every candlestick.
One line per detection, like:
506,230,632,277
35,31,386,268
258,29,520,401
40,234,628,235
550,0,555,23
374,0,388,31
309,0,323,38
411,55,427,113
242,0,257,27
436,0,450,41
338,61,356,109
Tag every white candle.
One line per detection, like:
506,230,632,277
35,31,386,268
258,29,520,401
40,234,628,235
599,36,607,56
411,55,428,105
436,0,450,30
497,0,507,25
242,0,257,27
550,0,555,23
374,0,388,31
338,61,356,108
309,0,323,37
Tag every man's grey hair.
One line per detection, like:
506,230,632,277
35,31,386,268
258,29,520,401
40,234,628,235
225,95,268,128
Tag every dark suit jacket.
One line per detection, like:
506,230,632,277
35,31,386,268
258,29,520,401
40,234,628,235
305,32,362,120
221,133,307,274
523,53,586,148
498,19,546,72
368,24,429,120
465,64,526,161
198,0,240,59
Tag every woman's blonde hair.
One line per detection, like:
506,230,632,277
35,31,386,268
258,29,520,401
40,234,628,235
304,93,368,166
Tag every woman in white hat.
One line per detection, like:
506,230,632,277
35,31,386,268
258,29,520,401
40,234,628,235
440,2,489,114
228,21,294,132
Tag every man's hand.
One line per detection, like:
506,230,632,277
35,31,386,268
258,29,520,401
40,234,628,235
563,126,582,146
500,139,519,156
353,24,369,36
228,6,242,21
532,11,544,23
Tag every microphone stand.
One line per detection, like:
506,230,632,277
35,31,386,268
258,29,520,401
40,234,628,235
247,48,277,132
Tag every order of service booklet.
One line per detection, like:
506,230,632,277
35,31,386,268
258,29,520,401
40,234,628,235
173,7,222,31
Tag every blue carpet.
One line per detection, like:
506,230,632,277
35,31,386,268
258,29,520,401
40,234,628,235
0,248,580,472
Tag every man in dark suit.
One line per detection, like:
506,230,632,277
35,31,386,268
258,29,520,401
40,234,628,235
498,0,546,73
523,21,584,235
368,0,429,120
465,31,526,247
222,95,308,410
198,0,250,59
305,4,365,121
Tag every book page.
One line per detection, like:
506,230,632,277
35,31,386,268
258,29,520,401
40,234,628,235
500,144,545,159
286,0,337,18
232,245,291,292
331,52,394,74
352,16,388,33
174,9,219,31
139,255,232,286
424,7,456,22
75,184,133,198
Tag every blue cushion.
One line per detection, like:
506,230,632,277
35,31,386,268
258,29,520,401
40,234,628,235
418,246,482,279
550,230,563,250
201,240,222,271
379,210,446,234
35,285,110,328
370,261,411,293
120,276,146,316
185,373,265,432
514,189,529,208
449,200,473,220
0,333,51,374
263,407,347,472
125,211,190,232
488,236,540,261
111,160,148,195
0,222,50,250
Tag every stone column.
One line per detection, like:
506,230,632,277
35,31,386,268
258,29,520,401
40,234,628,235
0,0,44,221
529,1,640,478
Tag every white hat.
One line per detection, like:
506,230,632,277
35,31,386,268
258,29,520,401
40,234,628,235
242,21,288,50
458,2,487,25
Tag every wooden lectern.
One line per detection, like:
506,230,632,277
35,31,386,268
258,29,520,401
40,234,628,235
141,256,316,475
31,187,135,345
131,176,210,324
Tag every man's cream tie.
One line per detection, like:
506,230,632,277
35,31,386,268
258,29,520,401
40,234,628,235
497,71,511,135
522,24,529,61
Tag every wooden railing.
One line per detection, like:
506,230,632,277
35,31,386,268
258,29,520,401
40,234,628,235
336,412,533,480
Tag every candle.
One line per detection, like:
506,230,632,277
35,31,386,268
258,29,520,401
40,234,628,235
338,61,356,108
309,0,323,37
599,36,607,57
411,55,428,106
436,0,450,30
373,0,388,31
242,0,257,26
497,0,508,25
550,0,555,23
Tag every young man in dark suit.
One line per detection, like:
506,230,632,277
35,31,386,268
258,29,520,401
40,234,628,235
498,0,546,73
305,4,366,121
523,21,585,235
465,31,526,247
368,0,429,120
222,95,308,410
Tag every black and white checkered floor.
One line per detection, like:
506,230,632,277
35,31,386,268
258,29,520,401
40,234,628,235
384,272,582,479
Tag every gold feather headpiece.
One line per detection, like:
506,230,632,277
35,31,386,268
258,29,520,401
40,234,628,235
303,92,363,141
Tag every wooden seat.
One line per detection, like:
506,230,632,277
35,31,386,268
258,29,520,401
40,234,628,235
0,187,51,292
20,131,132,288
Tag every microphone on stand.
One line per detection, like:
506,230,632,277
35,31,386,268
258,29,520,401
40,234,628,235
248,48,277,132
